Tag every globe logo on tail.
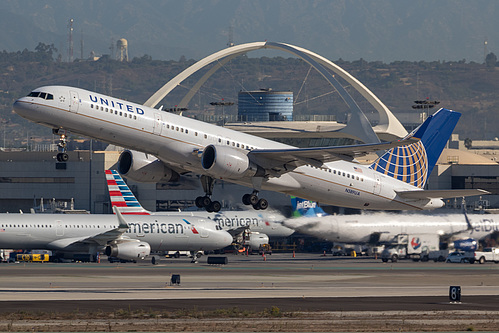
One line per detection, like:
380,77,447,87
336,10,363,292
369,140,428,188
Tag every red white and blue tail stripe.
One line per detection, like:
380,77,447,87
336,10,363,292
105,170,151,215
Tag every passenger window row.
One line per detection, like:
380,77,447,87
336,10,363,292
310,165,364,182
1,224,115,229
165,123,256,150
90,104,137,120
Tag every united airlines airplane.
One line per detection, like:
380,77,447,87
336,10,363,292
13,86,487,212
0,207,232,262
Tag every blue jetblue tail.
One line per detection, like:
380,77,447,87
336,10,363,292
291,196,328,217
369,108,461,188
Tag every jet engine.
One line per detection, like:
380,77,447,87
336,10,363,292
105,241,151,261
454,238,478,251
246,231,270,250
201,145,264,179
118,150,180,183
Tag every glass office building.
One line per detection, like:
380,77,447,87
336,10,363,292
238,89,293,121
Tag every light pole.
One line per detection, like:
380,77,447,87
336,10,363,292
412,99,440,121
210,100,234,126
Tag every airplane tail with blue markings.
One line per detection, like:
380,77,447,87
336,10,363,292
105,169,151,215
369,108,460,188
291,196,327,217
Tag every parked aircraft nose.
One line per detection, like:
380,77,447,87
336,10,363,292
211,229,233,249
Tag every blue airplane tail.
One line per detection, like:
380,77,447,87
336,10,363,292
369,108,460,188
291,196,327,217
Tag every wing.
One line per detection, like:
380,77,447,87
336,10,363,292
248,138,419,170
395,189,490,200
47,207,129,250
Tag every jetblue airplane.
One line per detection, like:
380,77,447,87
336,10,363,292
105,169,294,240
13,86,487,212
285,208,499,245
0,207,232,262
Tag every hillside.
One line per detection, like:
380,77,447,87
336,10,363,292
1,1,499,63
1,47,499,149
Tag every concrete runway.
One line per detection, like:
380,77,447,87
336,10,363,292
1,253,498,312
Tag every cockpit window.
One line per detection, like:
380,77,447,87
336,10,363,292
27,91,54,100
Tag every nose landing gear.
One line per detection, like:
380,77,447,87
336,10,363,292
53,128,69,162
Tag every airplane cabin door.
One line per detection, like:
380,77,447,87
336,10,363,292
373,173,381,195
55,220,64,236
153,113,162,135
69,91,79,113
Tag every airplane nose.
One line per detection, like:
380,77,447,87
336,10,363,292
217,230,233,248
12,98,30,117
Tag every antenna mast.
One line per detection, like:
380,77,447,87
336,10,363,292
67,18,74,62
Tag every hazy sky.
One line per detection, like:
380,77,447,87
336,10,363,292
0,0,497,63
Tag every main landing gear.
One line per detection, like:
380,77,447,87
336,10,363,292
242,191,268,210
195,175,222,213
53,128,69,162
195,176,269,212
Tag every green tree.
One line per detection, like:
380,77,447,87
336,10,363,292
34,42,57,62
485,52,497,67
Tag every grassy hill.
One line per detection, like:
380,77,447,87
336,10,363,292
1,47,498,149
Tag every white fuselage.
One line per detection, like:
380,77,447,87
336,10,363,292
134,209,294,238
0,214,232,252
13,86,444,211
284,213,499,243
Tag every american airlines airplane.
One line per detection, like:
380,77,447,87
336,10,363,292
105,169,294,251
13,86,487,213
0,207,232,262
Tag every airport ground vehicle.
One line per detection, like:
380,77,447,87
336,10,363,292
13,253,49,262
445,251,475,263
381,234,439,262
258,244,272,255
428,249,450,262
472,247,499,264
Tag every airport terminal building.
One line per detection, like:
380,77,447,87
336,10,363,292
0,132,497,215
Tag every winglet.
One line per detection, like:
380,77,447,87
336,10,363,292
463,211,473,231
113,206,130,230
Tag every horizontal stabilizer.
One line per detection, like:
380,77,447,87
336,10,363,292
396,189,490,200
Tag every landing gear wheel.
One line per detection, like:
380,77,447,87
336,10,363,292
243,191,268,210
57,152,68,162
201,196,211,208
209,201,221,212
196,196,211,208
195,196,205,208
242,194,252,205
249,194,259,206
255,198,268,210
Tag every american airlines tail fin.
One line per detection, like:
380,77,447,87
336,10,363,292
291,196,327,217
105,170,151,215
369,108,460,188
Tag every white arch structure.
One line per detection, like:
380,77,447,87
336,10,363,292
144,41,408,142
